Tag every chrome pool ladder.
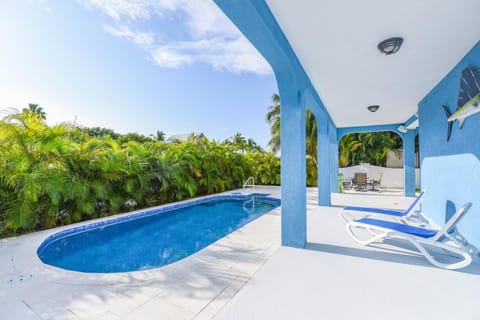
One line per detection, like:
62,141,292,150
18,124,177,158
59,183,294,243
243,176,255,193
243,196,255,214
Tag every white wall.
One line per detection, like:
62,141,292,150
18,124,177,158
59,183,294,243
386,149,420,168
339,164,420,189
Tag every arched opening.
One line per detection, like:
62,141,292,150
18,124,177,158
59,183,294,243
338,131,404,193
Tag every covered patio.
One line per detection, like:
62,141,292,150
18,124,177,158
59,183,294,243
214,0,480,252
210,1,480,317
215,202,480,320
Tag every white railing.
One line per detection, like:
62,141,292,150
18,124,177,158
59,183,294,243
243,176,255,192
243,196,255,214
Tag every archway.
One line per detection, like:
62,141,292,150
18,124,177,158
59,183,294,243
338,131,404,193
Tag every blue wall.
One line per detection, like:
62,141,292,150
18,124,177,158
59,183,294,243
419,41,480,250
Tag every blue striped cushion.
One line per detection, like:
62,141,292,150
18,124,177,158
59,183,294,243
344,206,405,217
356,218,437,238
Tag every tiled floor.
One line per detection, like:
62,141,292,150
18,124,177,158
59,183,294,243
215,200,480,320
2,187,478,320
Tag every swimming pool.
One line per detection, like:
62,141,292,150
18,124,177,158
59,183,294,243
37,194,280,273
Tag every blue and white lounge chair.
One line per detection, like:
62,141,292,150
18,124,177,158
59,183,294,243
340,190,428,225
346,202,474,270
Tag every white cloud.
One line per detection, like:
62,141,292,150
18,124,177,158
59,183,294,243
151,37,271,75
103,25,154,47
151,44,194,68
80,0,272,75
79,0,155,20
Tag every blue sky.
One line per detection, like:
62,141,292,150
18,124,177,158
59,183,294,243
0,0,277,147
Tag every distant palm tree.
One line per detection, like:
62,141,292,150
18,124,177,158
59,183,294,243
265,94,317,161
153,130,166,142
246,138,262,152
23,103,46,120
230,132,247,153
265,94,281,153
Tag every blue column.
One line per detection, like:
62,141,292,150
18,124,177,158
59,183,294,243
280,90,307,248
329,123,339,194
403,130,416,197
317,116,331,206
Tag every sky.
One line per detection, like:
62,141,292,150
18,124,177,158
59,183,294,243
0,0,278,147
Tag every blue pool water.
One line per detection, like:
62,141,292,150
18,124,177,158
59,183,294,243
37,195,279,273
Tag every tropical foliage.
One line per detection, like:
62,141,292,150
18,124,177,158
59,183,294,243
265,94,319,186
265,94,281,153
265,94,403,182
0,111,280,237
338,132,402,167
22,103,47,120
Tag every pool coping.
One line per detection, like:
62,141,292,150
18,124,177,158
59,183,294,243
0,186,285,319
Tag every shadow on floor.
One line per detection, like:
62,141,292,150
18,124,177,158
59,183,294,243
305,241,480,275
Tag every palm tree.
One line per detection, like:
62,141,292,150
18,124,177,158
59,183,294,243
152,130,166,142
22,103,46,120
229,132,248,153
265,94,317,161
265,94,281,153
246,138,262,152
339,134,362,167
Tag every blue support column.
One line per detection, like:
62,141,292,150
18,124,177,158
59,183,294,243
329,123,339,194
280,91,307,248
403,130,416,197
317,116,331,206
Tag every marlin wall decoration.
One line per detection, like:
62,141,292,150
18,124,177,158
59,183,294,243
443,68,480,141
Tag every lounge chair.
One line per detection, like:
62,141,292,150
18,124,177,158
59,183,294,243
340,191,428,224
346,202,474,269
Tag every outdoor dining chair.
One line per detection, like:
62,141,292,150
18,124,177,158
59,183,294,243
368,172,383,191
354,172,368,191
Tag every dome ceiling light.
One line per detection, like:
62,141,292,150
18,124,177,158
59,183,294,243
367,105,380,112
377,37,404,55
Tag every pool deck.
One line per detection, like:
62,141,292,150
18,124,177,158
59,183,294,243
1,187,479,319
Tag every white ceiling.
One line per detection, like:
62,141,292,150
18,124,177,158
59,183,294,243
265,0,480,128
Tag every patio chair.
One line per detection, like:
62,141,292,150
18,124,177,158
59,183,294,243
340,191,428,224
368,172,383,191
346,202,474,270
354,172,368,191
342,176,354,190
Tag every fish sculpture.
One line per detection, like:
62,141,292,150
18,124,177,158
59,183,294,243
443,69,480,141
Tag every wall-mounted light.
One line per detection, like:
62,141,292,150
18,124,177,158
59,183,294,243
367,105,380,112
378,37,404,55
397,125,408,133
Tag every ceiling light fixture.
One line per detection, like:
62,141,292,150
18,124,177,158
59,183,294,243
367,105,380,112
378,37,404,55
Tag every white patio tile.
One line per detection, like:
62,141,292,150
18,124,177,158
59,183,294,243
124,297,194,320
192,279,246,320
96,311,121,320
0,298,42,320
